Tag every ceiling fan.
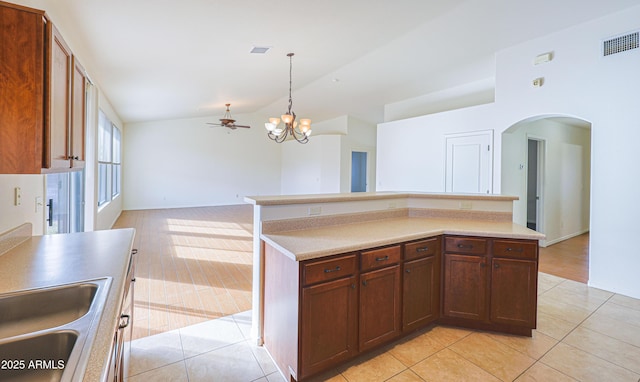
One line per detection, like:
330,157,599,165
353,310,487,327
207,103,251,130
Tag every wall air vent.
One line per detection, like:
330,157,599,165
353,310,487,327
603,31,639,56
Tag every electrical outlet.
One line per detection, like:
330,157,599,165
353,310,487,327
388,202,396,209
459,201,472,210
308,206,321,216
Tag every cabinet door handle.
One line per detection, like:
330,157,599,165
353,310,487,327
480,262,486,268
324,266,341,273
351,283,356,289
494,263,500,269
416,246,429,252
506,247,523,253
406,269,411,273
375,255,389,262
119,314,130,329
362,280,368,286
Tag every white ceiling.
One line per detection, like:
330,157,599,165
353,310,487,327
42,0,640,124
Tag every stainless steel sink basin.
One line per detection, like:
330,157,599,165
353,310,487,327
0,278,112,382
0,281,101,338
0,330,78,381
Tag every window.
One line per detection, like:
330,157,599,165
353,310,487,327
98,110,121,206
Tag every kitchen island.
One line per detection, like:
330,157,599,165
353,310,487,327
245,192,544,381
0,224,135,382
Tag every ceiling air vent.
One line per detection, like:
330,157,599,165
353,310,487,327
603,31,639,56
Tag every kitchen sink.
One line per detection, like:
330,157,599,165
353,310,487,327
0,330,77,381
0,278,112,381
0,280,105,338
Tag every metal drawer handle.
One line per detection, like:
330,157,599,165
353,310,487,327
416,246,429,252
324,266,341,273
458,244,473,249
119,314,130,329
506,247,523,253
375,255,390,262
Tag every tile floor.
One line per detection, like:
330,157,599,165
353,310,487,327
126,272,640,382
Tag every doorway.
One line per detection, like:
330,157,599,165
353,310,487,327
351,151,368,192
526,138,544,231
45,171,85,234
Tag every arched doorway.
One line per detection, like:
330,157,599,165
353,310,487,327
501,115,591,281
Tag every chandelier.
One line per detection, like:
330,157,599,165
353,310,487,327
264,53,312,143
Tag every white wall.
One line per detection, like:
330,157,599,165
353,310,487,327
377,6,640,298
502,118,591,245
0,175,45,235
123,113,281,209
280,116,377,195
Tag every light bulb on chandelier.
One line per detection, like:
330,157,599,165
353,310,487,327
264,53,311,143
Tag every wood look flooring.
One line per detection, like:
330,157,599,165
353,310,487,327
112,204,254,340
114,205,589,340
539,233,589,283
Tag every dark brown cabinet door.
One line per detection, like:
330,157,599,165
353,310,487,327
403,256,439,331
0,3,45,174
300,275,357,379
359,265,401,352
46,23,73,170
490,258,537,327
442,253,488,321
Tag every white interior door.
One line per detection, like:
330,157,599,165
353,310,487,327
445,131,493,194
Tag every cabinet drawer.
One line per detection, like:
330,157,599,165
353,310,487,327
404,237,439,261
361,245,401,272
493,240,537,260
302,254,357,286
444,237,487,255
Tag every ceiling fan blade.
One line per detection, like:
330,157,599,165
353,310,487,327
233,125,251,129
206,122,223,126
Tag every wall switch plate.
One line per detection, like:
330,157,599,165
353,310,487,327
308,206,321,216
14,187,21,206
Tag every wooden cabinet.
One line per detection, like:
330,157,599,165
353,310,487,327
402,237,440,331
263,233,538,381
0,1,86,174
70,57,86,168
0,2,46,174
300,254,358,378
490,240,538,327
359,245,401,351
442,253,489,320
442,236,538,336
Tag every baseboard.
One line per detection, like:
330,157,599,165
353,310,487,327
544,229,589,247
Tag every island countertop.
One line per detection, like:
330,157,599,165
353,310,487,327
0,228,136,382
262,216,544,261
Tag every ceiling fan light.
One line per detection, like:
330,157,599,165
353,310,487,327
273,128,284,136
265,122,276,131
305,129,312,137
299,119,311,126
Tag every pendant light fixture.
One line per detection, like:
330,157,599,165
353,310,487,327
264,53,311,143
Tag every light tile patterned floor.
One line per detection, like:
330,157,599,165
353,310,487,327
126,272,640,382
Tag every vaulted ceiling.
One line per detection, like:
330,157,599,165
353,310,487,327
24,0,640,124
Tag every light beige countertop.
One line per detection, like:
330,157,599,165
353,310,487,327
262,217,544,261
0,228,135,382
246,191,518,206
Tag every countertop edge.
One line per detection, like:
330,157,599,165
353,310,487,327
245,192,518,206
261,218,544,262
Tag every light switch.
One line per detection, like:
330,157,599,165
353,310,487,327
14,187,21,206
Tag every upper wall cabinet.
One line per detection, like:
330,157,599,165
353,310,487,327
0,1,87,174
